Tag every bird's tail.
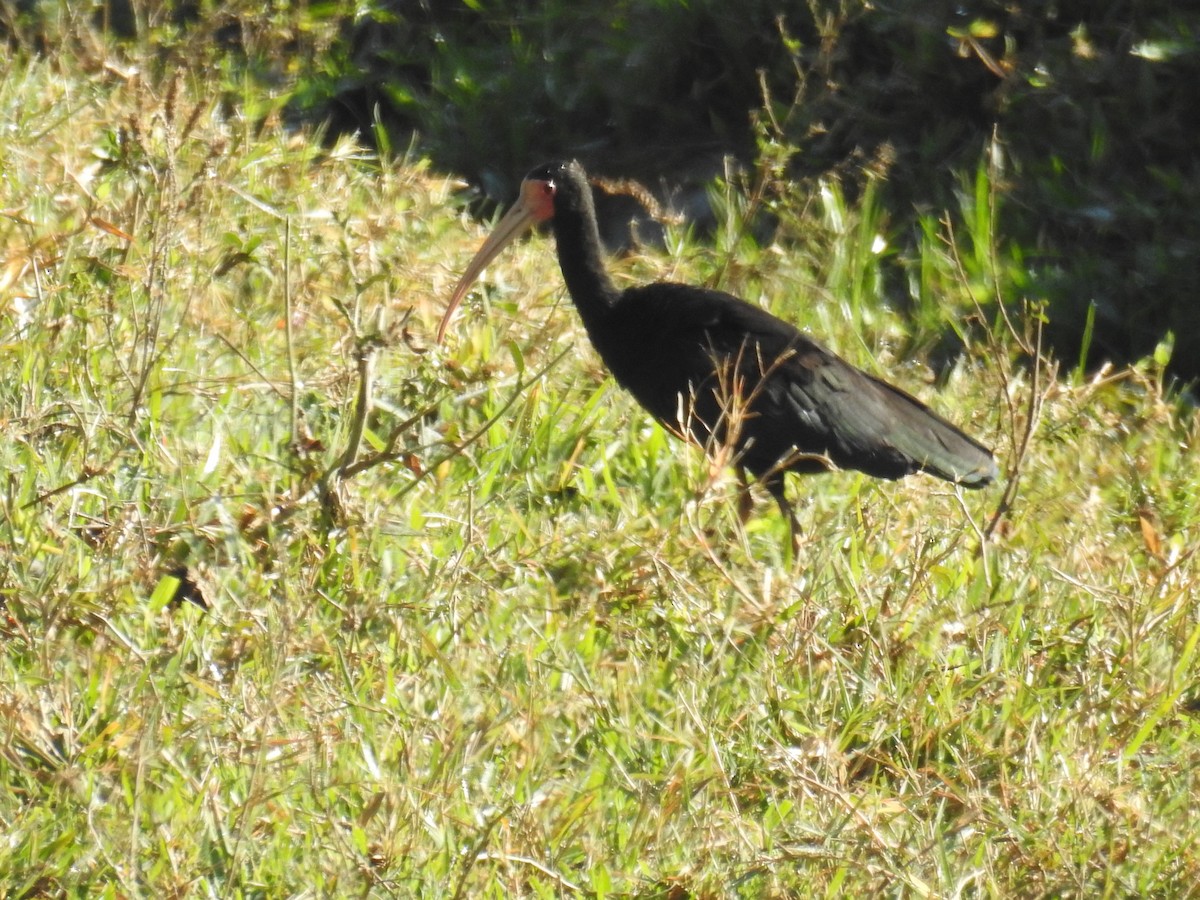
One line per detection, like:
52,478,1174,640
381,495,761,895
869,376,999,488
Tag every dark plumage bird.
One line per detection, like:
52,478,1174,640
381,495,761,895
438,160,997,549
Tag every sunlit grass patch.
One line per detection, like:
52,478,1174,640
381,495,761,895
1,35,1199,899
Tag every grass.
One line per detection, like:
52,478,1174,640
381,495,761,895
2,42,1200,900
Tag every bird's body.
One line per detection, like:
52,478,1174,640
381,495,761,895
438,160,997,547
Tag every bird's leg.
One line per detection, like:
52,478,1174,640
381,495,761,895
735,465,755,524
764,477,801,557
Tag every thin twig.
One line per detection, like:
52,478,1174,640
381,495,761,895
257,346,575,535
212,332,291,401
474,851,584,894
367,345,573,496
450,805,513,900
283,216,299,449
940,160,1051,548
337,336,378,475
984,310,1046,541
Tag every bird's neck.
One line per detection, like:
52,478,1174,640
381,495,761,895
551,196,620,322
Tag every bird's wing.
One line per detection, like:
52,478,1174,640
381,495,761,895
762,326,996,486
610,283,995,485
627,284,996,485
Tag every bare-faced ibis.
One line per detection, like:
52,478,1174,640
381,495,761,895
438,160,998,549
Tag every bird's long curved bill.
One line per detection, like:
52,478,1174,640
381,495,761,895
435,195,541,343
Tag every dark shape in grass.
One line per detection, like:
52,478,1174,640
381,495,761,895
165,565,210,612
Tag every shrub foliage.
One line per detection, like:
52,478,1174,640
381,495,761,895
7,0,1195,375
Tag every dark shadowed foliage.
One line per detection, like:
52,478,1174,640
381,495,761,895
10,0,1197,382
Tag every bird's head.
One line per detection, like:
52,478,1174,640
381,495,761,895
436,160,587,342
521,159,592,214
